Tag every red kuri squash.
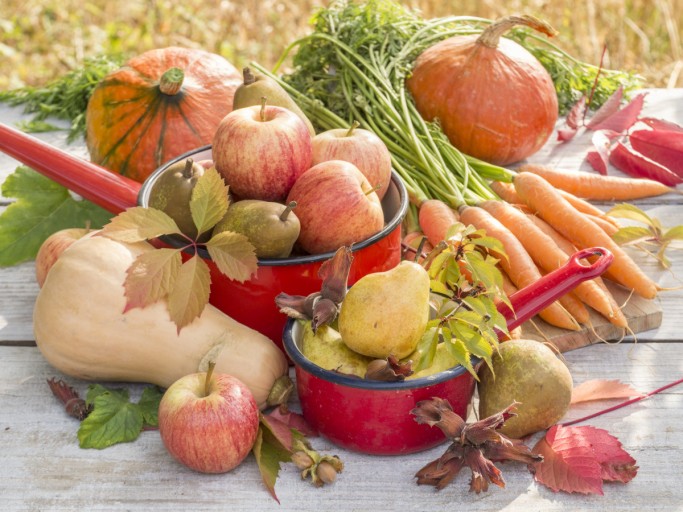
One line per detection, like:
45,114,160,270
407,15,559,166
85,47,241,183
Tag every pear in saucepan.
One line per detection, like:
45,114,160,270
213,199,301,259
300,321,372,378
232,67,316,136
148,158,205,239
338,261,430,359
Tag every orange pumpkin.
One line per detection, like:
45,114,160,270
85,47,241,183
407,16,559,166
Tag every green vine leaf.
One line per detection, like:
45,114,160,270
101,206,182,243
78,385,143,449
205,230,259,283
413,326,439,373
0,166,111,266
123,248,183,311
190,166,230,236
610,226,654,246
167,254,211,331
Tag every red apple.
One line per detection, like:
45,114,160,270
35,228,91,287
286,160,385,254
212,101,312,201
311,122,392,199
158,367,259,474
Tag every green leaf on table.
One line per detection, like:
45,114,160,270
253,422,293,504
138,386,164,428
662,225,683,242
123,248,183,311
606,203,655,225
167,254,211,331
205,230,258,283
611,226,654,246
190,166,230,236
78,385,143,449
0,166,111,266
101,206,182,243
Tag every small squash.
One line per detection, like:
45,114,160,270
407,15,559,166
85,47,242,183
33,233,288,408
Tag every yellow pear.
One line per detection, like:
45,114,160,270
339,261,430,359
300,321,371,377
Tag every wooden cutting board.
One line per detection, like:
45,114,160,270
518,281,663,353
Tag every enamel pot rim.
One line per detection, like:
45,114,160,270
137,144,409,266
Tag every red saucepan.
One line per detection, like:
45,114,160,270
283,247,614,455
0,124,408,350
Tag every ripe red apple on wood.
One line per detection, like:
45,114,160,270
35,228,91,287
212,99,312,202
158,364,259,474
286,160,385,254
311,122,392,199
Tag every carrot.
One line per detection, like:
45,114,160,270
514,172,659,299
402,231,434,263
490,181,521,203
418,199,460,246
526,213,629,328
518,163,676,200
557,190,621,228
479,200,622,326
585,214,620,236
459,205,580,331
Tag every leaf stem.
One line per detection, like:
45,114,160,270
560,376,683,427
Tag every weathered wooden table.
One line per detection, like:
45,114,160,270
1,90,682,511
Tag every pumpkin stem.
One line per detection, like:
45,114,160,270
159,67,185,96
345,120,360,137
478,15,557,49
243,67,256,85
280,201,297,222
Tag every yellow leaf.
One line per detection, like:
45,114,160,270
167,254,211,331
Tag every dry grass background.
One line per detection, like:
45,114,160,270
0,0,682,91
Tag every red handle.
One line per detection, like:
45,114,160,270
498,247,614,331
0,123,140,214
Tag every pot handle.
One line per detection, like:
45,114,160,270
0,123,140,214
498,247,614,331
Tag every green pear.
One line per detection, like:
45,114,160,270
300,321,371,377
339,261,430,359
148,158,205,239
232,67,315,136
477,339,573,439
213,199,300,259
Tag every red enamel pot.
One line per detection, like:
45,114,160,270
0,125,408,351
283,247,614,455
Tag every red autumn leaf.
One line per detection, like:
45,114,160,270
557,127,578,142
585,131,613,175
531,425,604,495
578,426,638,483
260,413,294,452
587,92,647,133
571,379,644,405
267,406,318,437
609,141,683,186
586,86,624,128
567,96,587,129
639,117,683,133
630,129,683,178
531,425,638,495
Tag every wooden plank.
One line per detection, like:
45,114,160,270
1,343,682,511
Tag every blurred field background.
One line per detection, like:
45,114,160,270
0,0,681,91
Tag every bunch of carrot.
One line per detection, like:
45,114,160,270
404,164,672,333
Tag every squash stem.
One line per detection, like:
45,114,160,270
159,67,184,95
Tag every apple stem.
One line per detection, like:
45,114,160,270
364,183,382,197
260,96,268,122
204,361,216,397
182,158,195,179
243,67,256,86
345,120,360,137
280,201,297,222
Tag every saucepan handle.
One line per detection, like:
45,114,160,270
498,247,614,332
0,123,140,213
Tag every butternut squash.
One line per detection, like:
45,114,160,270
33,233,288,408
